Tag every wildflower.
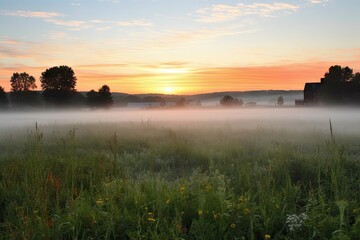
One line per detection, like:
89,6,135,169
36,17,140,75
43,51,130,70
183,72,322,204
198,210,203,216
244,208,250,215
239,196,248,203
147,217,156,222
265,234,271,239
180,186,186,193
204,183,212,192
286,213,308,232
230,223,236,228
96,199,104,205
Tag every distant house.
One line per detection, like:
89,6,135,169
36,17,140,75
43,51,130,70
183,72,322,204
295,82,322,106
304,83,322,104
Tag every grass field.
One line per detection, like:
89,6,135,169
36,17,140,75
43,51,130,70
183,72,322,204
1,120,360,239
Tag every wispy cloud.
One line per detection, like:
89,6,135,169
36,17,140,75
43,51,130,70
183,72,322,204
2,9,153,31
115,19,153,27
45,19,87,27
2,10,61,19
146,27,258,49
308,0,328,4
196,2,299,23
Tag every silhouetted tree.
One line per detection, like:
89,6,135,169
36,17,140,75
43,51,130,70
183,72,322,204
220,95,243,107
321,65,353,85
86,89,98,109
98,85,113,108
9,72,41,108
40,66,77,105
0,86,9,108
277,96,284,106
86,85,113,109
10,72,36,92
319,65,355,103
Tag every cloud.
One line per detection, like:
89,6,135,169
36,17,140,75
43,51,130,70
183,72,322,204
45,19,87,27
3,9,153,31
308,0,328,4
2,10,61,19
115,20,153,27
146,27,258,48
196,2,299,23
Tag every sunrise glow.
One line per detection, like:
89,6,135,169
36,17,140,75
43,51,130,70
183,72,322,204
0,0,359,94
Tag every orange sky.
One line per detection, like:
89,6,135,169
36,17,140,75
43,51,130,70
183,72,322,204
1,60,360,94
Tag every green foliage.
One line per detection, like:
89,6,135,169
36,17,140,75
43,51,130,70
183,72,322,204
1,123,360,239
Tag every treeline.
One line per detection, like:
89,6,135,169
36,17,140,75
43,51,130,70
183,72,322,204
0,65,113,109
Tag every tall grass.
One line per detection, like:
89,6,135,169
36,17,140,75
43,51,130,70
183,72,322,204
1,122,360,239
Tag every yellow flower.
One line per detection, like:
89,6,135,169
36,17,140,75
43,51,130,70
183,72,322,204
198,210,203,216
265,234,271,239
230,223,236,229
96,199,104,205
147,217,156,222
244,208,250,215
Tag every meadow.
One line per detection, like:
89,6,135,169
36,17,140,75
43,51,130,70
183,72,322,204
1,109,360,239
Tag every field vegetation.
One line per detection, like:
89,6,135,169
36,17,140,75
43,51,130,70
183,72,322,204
1,121,360,239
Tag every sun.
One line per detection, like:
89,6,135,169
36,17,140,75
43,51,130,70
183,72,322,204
164,87,173,94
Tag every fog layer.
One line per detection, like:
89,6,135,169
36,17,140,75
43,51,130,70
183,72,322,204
1,108,360,134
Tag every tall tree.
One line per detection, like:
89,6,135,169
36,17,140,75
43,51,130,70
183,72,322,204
10,72,36,92
9,72,41,108
0,86,9,108
40,66,77,105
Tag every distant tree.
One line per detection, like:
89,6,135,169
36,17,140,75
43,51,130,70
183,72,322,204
98,85,113,108
86,89,98,109
175,97,186,107
86,85,113,109
10,72,37,92
0,86,9,108
277,96,284,106
220,95,243,107
40,65,77,105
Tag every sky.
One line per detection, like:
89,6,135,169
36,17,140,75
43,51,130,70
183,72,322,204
0,0,359,94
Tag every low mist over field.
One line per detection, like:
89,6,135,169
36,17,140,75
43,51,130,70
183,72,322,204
1,107,360,134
